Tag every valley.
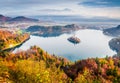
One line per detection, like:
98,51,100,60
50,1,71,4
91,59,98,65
0,14,120,83
0,0,120,82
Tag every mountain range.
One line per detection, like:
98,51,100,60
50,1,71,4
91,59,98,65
0,14,39,22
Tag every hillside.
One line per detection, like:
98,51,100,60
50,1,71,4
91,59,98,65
63,55,120,82
103,25,120,37
0,14,39,22
109,37,120,53
9,16,39,22
26,24,80,37
0,29,30,51
1,28,120,83
0,46,71,83
0,45,120,83
0,15,11,22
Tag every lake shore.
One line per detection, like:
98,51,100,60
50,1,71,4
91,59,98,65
14,29,116,61
1,35,30,52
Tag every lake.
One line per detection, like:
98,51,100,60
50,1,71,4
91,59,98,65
14,29,116,61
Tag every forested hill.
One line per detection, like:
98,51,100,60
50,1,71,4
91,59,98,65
1,30,120,83
0,29,30,51
103,25,120,37
0,14,39,22
1,45,120,83
26,24,80,37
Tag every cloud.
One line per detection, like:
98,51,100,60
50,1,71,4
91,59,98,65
79,0,120,7
34,15,120,23
0,0,120,21
38,8,72,12
0,0,79,8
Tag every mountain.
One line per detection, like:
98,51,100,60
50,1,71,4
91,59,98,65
26,24,80,37
0,14,39,22
0,14,11,22
9,16,39,22
103,25,120,37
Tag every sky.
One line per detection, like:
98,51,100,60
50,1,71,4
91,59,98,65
0,0,120,20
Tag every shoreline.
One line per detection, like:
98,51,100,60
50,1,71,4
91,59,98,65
1,36,30,52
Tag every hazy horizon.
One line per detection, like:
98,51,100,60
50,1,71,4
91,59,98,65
0,0,120,23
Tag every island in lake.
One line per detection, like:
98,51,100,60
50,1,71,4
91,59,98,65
0,22,120,83
67,36,80,44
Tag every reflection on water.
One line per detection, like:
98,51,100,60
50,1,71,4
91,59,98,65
14,29,116,61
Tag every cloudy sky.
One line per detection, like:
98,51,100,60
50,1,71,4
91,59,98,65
0,0,120,20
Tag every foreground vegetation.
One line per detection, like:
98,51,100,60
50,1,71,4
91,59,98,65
1,29,120,83
0,29,29,51
0,46,71,83
0,45,120,83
